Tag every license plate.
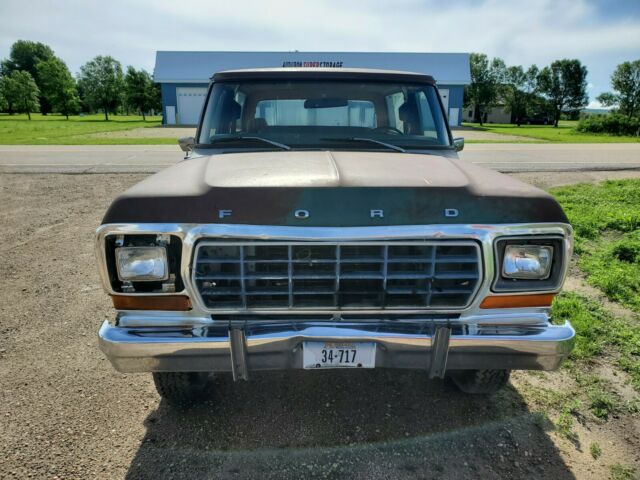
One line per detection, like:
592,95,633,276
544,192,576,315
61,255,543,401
303,341,376,369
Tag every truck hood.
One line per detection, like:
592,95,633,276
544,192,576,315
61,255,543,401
102,150,568,226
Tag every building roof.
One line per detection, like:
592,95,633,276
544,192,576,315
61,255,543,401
213,67,435,84
153,51,470,85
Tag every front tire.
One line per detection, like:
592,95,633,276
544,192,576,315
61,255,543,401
152,372,215,406
450,369,510,394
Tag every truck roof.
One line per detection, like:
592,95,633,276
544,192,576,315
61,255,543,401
212,67,436,84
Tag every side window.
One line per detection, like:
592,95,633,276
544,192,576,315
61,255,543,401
234,91,246,132
416,91,437,139
385,91,405,130
255,99,274,123
205,87,244,137
256,99,307,125
346,101,376,127
383,88,447,142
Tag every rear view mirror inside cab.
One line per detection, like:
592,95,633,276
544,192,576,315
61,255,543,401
304,98,349,109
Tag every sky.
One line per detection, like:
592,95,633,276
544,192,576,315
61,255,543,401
1,0,639,108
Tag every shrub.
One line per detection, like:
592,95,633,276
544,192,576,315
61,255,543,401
576,113,640,136
611,234,640,263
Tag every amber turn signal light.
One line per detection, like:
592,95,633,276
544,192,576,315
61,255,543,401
480,293,555,309
111,295,192,311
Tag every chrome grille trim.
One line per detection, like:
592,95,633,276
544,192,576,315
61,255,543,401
192,240,482,311
95,223,573,317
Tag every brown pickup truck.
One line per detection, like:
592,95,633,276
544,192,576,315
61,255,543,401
96,68,574,405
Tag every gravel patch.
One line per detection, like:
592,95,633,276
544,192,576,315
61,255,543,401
85,127,196,139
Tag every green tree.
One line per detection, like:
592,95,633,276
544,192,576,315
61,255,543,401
76,79,93,114
0,80,8,111
0,75,16,114
77,56,124,121
596,92,617,108
1,40,55,114
504,65,539,126
124,67,160,120
36,57,80,119
1,70,40,119
464,53,506,125
596,60,640,119
538,59,588,127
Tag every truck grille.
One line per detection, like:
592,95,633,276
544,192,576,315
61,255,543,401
193,241,482,311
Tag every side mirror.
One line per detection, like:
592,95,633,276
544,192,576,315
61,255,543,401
178,136,196,153
453,137,464,152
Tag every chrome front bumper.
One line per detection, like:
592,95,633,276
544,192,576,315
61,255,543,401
98,319,575,380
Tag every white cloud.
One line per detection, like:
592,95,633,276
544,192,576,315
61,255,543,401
587,100,612,110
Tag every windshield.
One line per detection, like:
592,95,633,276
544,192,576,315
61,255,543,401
198,80,451,150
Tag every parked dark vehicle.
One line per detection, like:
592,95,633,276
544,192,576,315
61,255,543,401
96,68,574,405
518,113,554,125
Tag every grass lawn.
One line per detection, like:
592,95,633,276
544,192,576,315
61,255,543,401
551,179,640,313
3,114,638,145
463,120,640,143
0,113,177,145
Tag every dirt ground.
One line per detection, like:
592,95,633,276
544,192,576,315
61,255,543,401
511,170,640,189
0,172,638,479
86,127,196,139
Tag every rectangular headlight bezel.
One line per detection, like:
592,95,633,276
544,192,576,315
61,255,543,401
115,246,169,282
492,236,566,293
101,233,185,295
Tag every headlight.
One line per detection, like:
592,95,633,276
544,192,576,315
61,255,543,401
502,245,553,279
116,246,168,281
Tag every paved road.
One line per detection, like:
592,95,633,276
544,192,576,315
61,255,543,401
0,143,639,174
463,143,640,172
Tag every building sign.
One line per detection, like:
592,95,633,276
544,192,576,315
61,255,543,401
282,61,344,68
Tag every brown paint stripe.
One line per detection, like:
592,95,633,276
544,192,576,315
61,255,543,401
480,293,555,309
111,295,192,311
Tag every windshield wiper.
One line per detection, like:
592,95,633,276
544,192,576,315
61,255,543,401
321,137,405,153
205,136,291,150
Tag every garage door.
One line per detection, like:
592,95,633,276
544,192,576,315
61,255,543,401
176,87,207,125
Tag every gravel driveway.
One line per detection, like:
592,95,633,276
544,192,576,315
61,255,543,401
0,173,634,479
450,126,542,142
